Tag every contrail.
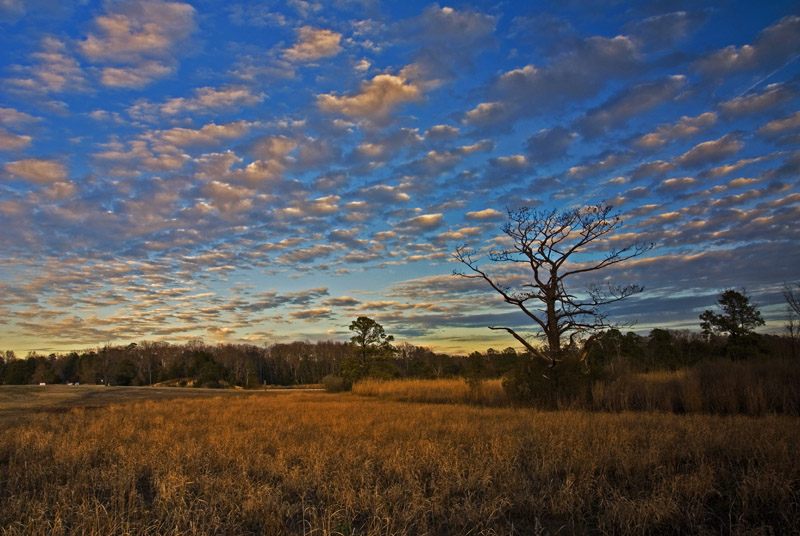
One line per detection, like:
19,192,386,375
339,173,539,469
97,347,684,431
734,53,800,99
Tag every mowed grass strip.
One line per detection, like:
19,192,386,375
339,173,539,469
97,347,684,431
1,393,798,535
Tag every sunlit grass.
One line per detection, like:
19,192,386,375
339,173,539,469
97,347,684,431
1,392,798,534
353,377,508,406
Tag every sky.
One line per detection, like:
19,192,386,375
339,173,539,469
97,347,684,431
1,0,799,356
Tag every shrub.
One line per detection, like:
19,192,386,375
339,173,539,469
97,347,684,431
502,354,591,408
322,375,352,393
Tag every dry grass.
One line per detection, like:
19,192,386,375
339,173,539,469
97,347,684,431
1,392,799,535
0,385,256,428
353,378,508,406
591,359,800,416
353,360,800,416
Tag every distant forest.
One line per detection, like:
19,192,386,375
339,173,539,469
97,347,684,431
1,326,797,388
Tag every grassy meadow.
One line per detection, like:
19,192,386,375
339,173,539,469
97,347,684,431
1,385,799,535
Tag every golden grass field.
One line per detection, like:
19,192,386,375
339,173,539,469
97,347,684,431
1,384,799,535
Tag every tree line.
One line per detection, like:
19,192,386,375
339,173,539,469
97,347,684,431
1,312,796,389
0,331,462,388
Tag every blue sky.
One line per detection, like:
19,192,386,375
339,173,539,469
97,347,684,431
1,0,798,356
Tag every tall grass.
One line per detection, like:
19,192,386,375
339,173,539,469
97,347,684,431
354,359,800,416
353,377,508,406
591,359,800,415
1,393,799,534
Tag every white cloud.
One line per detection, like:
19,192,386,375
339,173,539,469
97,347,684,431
0,107,39,125
161,86,265,115
79,0,196,87
283,26,342,62
0,128,32,150
317,73,422,121
8,36,89,94
693,15,800,77
4,158,67,185
463,101,511,127
425,124,460,140
635,112,717,149
400,213,446,232
719,83,796,116
675,134,744,168
99,61,174,88
80,1,196,62
757,111,800,137
149,121,253,150
465,208,503,221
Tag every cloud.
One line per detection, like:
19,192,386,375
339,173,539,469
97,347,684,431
317,73,422,122
424,124,460,141
201,181,255,219
525,126,575,163
3,158,67,185
487,35,640,122
435,226,484,243
630,160,676,181
654,177,697,196
465,208,503,221
131,86,265,119
757,111,800,137
719,83,796,116
294,136,341,169
675,133,744,168
576,75,686,137
393,5,495,85
92,139,191,174
282,26,342,62
698,154,780,180
289,307,331,322
462,101,513,128
99,61,174,88
693,15,800,77
7,36,90,95
0,129,32,150
568,152,632,179
398,213,446,233
353,128,423,162
406,141,493,177
0,107,39,125
226,4,287,27
357,184,411,204
278,244,338,264
80,0,196,62
79,0,197,87
634,112,717,149
149,120,253,150
324,296,361,307
252,135,298,161
625,10,708,49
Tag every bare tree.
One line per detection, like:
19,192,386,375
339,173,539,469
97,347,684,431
784,282,800,359
784,282,800,317
454,203,652,367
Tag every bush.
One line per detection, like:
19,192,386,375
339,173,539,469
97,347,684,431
502,354,591,408
322,375,352,393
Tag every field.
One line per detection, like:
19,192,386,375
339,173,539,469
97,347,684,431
1,385,799,535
